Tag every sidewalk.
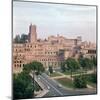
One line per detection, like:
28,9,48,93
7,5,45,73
51,72,71,80
34,76,49,97
35,90,49,97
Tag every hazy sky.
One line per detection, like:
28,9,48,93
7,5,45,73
13,1,96,43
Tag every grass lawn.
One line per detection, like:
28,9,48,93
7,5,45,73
63,70,87,76
55,78,74,88
63,71,71,75
50,72,62,77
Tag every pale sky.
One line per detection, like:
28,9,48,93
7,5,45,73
13,1,96,43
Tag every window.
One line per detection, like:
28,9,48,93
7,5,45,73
27,45,29,47
17,64,19,67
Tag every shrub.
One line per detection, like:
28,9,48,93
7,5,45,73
73,75,87,88
86,73,97,83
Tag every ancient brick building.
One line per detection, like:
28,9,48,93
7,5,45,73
13,24,96,73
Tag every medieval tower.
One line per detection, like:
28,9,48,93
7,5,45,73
29,24,37,43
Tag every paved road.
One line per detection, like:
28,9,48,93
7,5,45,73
38,73,64,97
37,73,96,98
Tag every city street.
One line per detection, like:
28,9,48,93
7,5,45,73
37,73,96,98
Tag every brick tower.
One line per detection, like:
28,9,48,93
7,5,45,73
29,24,37,43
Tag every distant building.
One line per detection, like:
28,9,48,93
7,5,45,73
29,24,37,43
80,42,96,58
13,24,96,73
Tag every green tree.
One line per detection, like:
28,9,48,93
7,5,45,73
91,73,97,83
20,34,28,43
14,34,28,43
73,75,87,88
14,35,20,43
78,57,93,70
23,61,45,75
91,56,97,72
65,58,80,77
13,72,34,99
48,66,53,74
92,56,97,66
87,73,97,84
23,61,45,97
60,62,66,72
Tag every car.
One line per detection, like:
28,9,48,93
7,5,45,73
38,77,40,80
47,86,50,89
57,84,62,88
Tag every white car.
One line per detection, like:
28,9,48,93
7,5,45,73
57,84,62,88
47,86,50,89
38,77,40,80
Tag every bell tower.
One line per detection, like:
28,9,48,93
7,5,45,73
29,24,37,43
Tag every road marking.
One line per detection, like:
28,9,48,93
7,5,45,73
39,75,63,95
